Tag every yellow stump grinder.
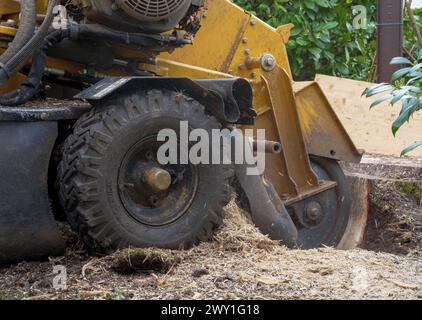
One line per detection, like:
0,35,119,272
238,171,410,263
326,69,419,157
0,0,363,265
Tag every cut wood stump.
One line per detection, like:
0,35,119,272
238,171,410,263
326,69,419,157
338,174,371,250
339,154,422,251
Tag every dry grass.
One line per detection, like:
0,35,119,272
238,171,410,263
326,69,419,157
111,248,181,275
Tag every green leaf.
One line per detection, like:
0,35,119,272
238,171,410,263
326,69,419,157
309,47,322,59
391,67,412,81
390,93,406,105
407,74,422,85
337,63,350,75
370,95,392,108
417,49,422,60
392,113,408,136
363,83,394,97
304,0,316,10
390,57,413,65
317,21,339,31
296,37,308,46
345,46,350,62
315,0,330,8
401,141,422,156
290,28,302,36
324,51,335,61
392,101,415,135
389,88,412,105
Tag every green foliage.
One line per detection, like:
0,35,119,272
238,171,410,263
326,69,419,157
233,1,422,155
234,0,377,80
395,181,421,202
401,141,422,156
403,8,422,60
363,52,422,155
362,4,422,156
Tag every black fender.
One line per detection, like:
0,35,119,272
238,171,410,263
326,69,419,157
75,77,257,125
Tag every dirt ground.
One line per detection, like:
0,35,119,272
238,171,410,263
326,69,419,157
0,156,422,300
366,180,422,256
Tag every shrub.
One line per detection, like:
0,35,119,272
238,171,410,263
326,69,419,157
234,0,377,81
363,55,422,155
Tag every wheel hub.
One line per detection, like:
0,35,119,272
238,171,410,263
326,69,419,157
143,167,172,193
117,136,198,226
304,201,324,224
286,159,349,249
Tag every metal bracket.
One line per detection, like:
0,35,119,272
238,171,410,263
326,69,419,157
261,66,319,196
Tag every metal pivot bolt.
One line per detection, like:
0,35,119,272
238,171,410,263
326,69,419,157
143,168,172,193
260,53,276,71
305,201,324,223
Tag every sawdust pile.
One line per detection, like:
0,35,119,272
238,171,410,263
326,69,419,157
0,199,421,300
213,201,279,252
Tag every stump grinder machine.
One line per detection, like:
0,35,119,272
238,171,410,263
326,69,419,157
0,0,363,265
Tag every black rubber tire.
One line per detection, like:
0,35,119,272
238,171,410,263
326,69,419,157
293,156,351,249
58,89,233,253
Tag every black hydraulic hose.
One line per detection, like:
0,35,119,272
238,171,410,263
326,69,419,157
0,10,183,105
0,49,46,106
69,24,186,51
0,29,69,106
0,0,59,87
0,0,37,65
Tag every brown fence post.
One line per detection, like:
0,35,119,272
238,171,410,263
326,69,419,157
377,0,404,83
